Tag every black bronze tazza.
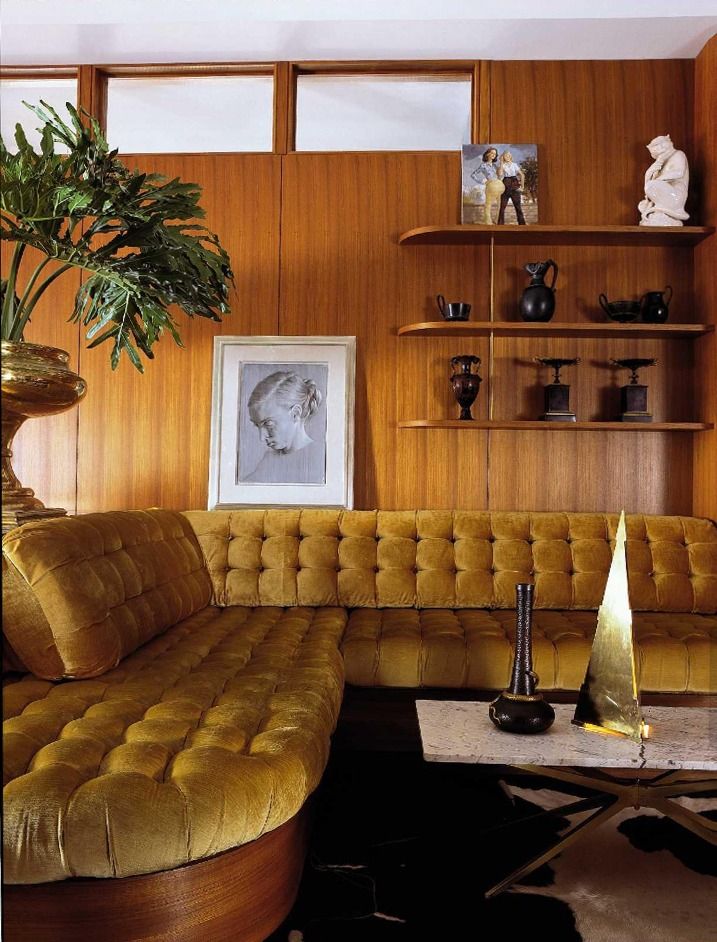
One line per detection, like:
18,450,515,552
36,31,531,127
534,356,581,384
610,358,657,422
610,357,658,384
534,356,580,422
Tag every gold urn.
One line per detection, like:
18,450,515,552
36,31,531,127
1,341,87,534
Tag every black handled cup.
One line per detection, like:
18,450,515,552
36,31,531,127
437,295,471,321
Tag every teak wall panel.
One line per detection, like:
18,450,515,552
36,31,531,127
485,59,696,515
489,60,694,225
693,37,717,521
1,243,81,515
279,153,490,509
487,430,693,515
76,154,281,513
10,56,711,519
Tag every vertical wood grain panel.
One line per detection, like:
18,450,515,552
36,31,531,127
279,153,490,509
11,57,708,519
490,60,694,226
487,59,696,514
487,430,693,515
2,74,82,515
75,154,281,512
693,36,717,521
2,244,82,514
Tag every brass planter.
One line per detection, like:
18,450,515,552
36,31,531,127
1,341,87,533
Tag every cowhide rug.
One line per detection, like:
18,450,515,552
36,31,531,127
268,753,716,942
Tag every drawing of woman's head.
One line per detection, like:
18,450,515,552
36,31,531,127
248,371,322,453
483,147,498,162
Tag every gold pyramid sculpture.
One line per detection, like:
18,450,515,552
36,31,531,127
572,510,645,742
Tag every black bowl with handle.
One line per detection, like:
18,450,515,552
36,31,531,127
598,293,641,323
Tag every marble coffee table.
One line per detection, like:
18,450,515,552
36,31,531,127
416,701,717,897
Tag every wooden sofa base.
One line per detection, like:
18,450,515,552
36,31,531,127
2,807,310,942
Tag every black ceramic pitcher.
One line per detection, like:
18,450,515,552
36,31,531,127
640,285,672,323
519,259,559,322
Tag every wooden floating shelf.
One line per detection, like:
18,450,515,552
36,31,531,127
397,321,714,339
398,224,715,247
399,420,713,432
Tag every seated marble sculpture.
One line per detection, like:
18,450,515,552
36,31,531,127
638,134,689,226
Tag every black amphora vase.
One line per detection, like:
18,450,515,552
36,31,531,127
489,583,555,734
450,355,482,420
520,259,559,322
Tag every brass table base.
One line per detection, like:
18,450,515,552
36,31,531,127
485,765,717,898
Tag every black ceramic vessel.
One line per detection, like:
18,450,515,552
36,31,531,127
520,259,558,322
640,286,672,323
598,294,641,323
437,294,472,321
489,583,556,734
450,355,482,420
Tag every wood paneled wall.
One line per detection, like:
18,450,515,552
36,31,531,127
488,59,697,513
75,154,281,513
9,53,715,517
693,35,717,521
3,249,81,515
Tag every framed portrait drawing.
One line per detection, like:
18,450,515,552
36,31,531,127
208,336,356,509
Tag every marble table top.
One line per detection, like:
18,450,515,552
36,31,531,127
416,701,717,771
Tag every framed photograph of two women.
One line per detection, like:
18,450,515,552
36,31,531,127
461,144,539,225
208,336,356,509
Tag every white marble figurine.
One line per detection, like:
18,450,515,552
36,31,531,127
638,134,689,226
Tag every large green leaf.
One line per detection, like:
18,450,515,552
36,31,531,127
0,100,233,369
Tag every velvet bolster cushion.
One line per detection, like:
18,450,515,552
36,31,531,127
185,510,717,614
2,510,212,681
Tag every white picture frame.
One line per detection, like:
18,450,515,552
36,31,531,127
208,336,356,509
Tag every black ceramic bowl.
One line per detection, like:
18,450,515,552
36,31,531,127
599,298,641,323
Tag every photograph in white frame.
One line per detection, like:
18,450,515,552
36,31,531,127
208,336,356,509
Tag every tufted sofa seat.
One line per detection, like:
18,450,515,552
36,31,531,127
339,609,717,691
186,509,717,696
3,605,345,884
3,507,717,895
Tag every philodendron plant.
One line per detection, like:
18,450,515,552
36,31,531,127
0,101,233,370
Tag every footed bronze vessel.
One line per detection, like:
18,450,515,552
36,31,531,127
489,582,555,734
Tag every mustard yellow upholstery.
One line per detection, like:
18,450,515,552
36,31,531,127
3,508,717,887
340,609,717,693
186,510,717,613
2,510,212,680
3,604,345,883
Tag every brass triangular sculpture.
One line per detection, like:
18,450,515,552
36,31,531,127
572,510,645,742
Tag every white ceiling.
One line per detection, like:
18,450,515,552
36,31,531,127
2,0,716,65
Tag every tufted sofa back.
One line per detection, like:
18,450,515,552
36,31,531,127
185,509,717,614
2,509,212,680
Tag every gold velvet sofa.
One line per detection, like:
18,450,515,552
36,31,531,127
3,507,716,942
